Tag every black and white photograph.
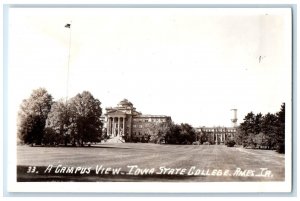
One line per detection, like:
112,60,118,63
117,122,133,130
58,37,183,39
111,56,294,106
5,5,293,193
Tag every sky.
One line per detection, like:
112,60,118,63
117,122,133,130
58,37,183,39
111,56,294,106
8,8,291,127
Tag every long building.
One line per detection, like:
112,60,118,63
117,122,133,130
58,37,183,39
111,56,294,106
104,99,172,142
194,126,237,144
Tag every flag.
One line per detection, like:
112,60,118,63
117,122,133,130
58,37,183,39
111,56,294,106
65,24,71,28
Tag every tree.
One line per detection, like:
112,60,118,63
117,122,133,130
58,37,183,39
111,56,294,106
44,99,70,145
234,127,243,145
179,123,196,144
238,103,285,152
239,112,256,147
164,123,196,144
68,91,103,146
261,113,278,149
254,132,267,149
239,112,264,148
146,121,172,143
17,88,53,145
254,113,263,134
165,124,181,144
276,103,285,153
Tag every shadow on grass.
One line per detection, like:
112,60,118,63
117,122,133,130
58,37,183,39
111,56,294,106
27,145,133,150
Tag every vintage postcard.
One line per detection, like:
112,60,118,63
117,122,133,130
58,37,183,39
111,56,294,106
5,5,292,193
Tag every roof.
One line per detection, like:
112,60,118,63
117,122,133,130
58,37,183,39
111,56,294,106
136,114,171,118
117,99,133,107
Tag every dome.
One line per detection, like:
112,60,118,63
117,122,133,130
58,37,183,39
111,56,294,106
118,99,133,107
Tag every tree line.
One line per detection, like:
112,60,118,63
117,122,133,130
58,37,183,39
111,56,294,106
18,88,103,146
20,89,286,149
235,103,285,153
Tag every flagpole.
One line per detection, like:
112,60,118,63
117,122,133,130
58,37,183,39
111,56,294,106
64,22,72,146
65,22,72,105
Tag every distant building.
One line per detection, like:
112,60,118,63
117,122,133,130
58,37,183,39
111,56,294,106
104,99,172,142
194,126,237,145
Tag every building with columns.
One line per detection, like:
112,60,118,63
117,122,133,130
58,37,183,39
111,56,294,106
104,99,172,142
194,126,237,145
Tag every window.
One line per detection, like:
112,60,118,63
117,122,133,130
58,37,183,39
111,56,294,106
145,120,148,122
133,124,136,128
139,125,143,128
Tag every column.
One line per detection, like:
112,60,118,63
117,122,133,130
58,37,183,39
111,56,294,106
220,133,223,143
129,116,132,139
215,134,218,144
123,117,125,136
112,117,115,136
110,118,113,136
110,117,112,136
107,117,110,135
118,117,120,136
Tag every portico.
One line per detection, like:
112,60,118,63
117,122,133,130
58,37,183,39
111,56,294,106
107,115,126,137
215,133,226,144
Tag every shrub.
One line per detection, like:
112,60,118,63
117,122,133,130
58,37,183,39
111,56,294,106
276,143,285,154
227,140,236,147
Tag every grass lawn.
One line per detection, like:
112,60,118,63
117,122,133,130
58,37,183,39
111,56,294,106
17,143,285,182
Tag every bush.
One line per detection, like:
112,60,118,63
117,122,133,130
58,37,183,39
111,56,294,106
227,140,236,147
276,143,285,154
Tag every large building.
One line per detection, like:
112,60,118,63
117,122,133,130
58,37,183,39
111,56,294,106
104,99,172,142
193,109,238,145
194,126,237,144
